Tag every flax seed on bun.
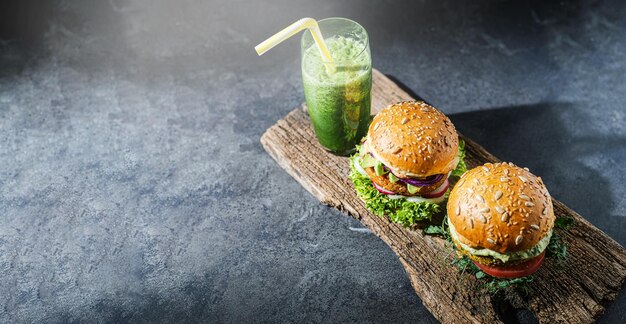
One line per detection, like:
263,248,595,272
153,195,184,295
366,101,459,178
447,163,555,254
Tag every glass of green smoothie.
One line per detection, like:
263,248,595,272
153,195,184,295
301,18,371,156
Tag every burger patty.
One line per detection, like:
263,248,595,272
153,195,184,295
365,167,447,196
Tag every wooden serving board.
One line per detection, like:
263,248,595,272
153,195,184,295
260,69,626,323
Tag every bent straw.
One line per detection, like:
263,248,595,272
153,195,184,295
255,18,335,73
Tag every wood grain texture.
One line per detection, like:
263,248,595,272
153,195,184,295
260,69,626,323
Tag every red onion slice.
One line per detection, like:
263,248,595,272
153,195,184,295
420,179,449,198
353,157,368,176
401,173,445,187
372,181,396,195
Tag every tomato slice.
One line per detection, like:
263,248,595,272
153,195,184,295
473,251,546,279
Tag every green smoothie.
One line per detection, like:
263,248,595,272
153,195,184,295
302,36,372,156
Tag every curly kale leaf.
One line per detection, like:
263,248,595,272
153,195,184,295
451,139,468,178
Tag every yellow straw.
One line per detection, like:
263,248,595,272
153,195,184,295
255,18,335,73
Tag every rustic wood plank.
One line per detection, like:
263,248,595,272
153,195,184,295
260,69,626,323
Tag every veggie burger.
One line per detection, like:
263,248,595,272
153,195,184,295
350,101,466,226
447,162,556,278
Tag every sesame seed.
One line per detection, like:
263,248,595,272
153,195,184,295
518,175,528,183
480,207,490,213
475,194,485,203
500,177,508,182
495,206,504,213
478,214,487,223
456,206,461,216
481,166,489,172
495,190,503,200
530,224,540,230
501,213,508,222
525,201,535,207
515,235,523,245
487,238,496,244
519,194,530,200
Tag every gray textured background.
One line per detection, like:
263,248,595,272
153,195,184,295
1,0,625,323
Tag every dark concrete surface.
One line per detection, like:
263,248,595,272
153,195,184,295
1,0,625,323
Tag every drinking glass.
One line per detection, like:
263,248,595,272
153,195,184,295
301,18,371,156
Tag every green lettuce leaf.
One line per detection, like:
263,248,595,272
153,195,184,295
451,139,467,178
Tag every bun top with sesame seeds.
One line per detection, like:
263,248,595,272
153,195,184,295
365,101,459,178
447,162,555,254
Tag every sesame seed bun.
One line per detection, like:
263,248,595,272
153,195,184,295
447,162,555,254
366,101,459,178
